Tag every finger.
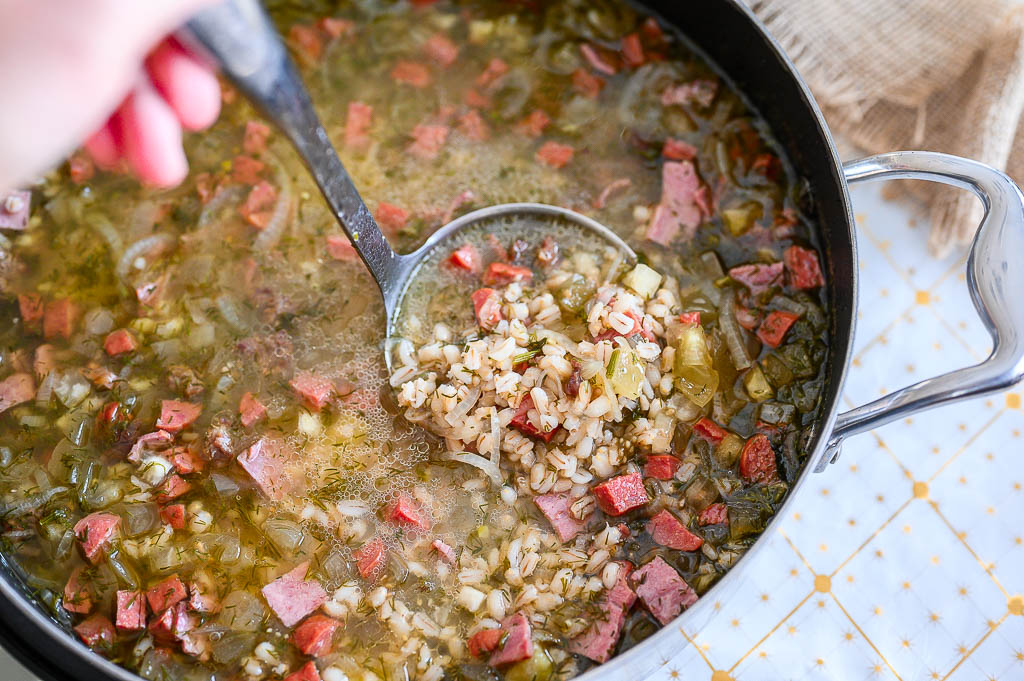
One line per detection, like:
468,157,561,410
84,121,122,169
146,37,221,132
116,78,188,188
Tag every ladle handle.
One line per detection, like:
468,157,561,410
180,0,400,299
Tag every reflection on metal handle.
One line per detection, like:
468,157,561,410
180,0,406,315
815,151,1024,472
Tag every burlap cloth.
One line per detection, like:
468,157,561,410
747,0,1024,256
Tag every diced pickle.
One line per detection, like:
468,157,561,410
607,348,645,400
557,273,596,314
713,433,744,468
721,203,759,236
761,354,794,387
742,365,774,402
673,326,719,407
684,471,719,510
504,646,553,681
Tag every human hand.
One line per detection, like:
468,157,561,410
0,0,222,193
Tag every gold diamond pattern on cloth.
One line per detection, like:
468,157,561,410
648,184,1024,681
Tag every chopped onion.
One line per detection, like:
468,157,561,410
210,473,240,496
216,295,253,334
444,386,481,427
265,518,304,553
720,293,753,371
579,359,604,380
445,451,503,487
216,591,265,632
335,500,369,517
83,307,115,336
489,410,501,466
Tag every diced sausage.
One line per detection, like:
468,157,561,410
457,110,489,142
467,627,503,657
391,61,431,88
353,537,386,580
317,17,354,39
756,310,800,348
73,614,115,648
289,24,323,61
74,512,121,564
239,181,278,229
32,345,55,382
285,661,322,681
231,155,265,184
515,109,550,138
69,154,95,183
239,392,267,427
698,502,728,526
510,394,561,443
243,120,271,155
568,561,635,663
729,261,784,295
489,612,533,666
784,245,825,289
386,493,431,531
448,244,481,273
156,400,202,433
679,311,701,325
169,446,204,475
735,304,761,331
534,494,586,543
661,79,718,108
646,509,703,551
692,417,727,445
160,503,186,530
571,67,605,98
740,433,778,483
536,141,574,169
18,293,43,331
620,32,645,67
645,161,705,246
629,556,698,625
408,124,450,160
431,539,457,563
326,235,358,261
662,138,697,161
441,190,476,225
237,437,293,500
261,562,328,628
643,455,681,480
592,472,649,516
482,262,533,286
116,590,147,630
344,101,373,150
63,566,92,614
464,87,491,108
292,614,340,657
375,202,409,234
128,430,173,464
0,373,35,415
471,288,503,330
0,190,31,231
149,601,196,642
43,298,78,340
475,58,508,88
188,581,220,613
103,329,138,357
147,574,188,613
423,33,458,67
290,372,335,411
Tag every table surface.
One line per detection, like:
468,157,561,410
2,182,1021,681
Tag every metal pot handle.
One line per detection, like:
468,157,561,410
814,151,1024,471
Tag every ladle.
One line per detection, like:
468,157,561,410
182,0,636,353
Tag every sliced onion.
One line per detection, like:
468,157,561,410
116,233,176,280
253,154,294,251
445,451,503,487
216,294,253,333
720,293,752,371
0,486,68,517
538,329,579,357
198,185,245,229
211,473,240,496
444,386,481,427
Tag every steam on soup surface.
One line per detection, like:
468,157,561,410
0,1,828,680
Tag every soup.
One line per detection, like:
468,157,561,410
0,1,828,680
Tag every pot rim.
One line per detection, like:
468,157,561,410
0,1,859,680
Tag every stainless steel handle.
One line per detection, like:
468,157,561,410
180,0,406,313
815,151,1024,471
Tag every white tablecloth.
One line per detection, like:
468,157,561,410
3,183,1021,681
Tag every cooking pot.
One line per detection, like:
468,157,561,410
2,1,1024,679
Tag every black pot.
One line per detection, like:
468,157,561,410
3,1,1023,680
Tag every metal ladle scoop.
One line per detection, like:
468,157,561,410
183,0,636,351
